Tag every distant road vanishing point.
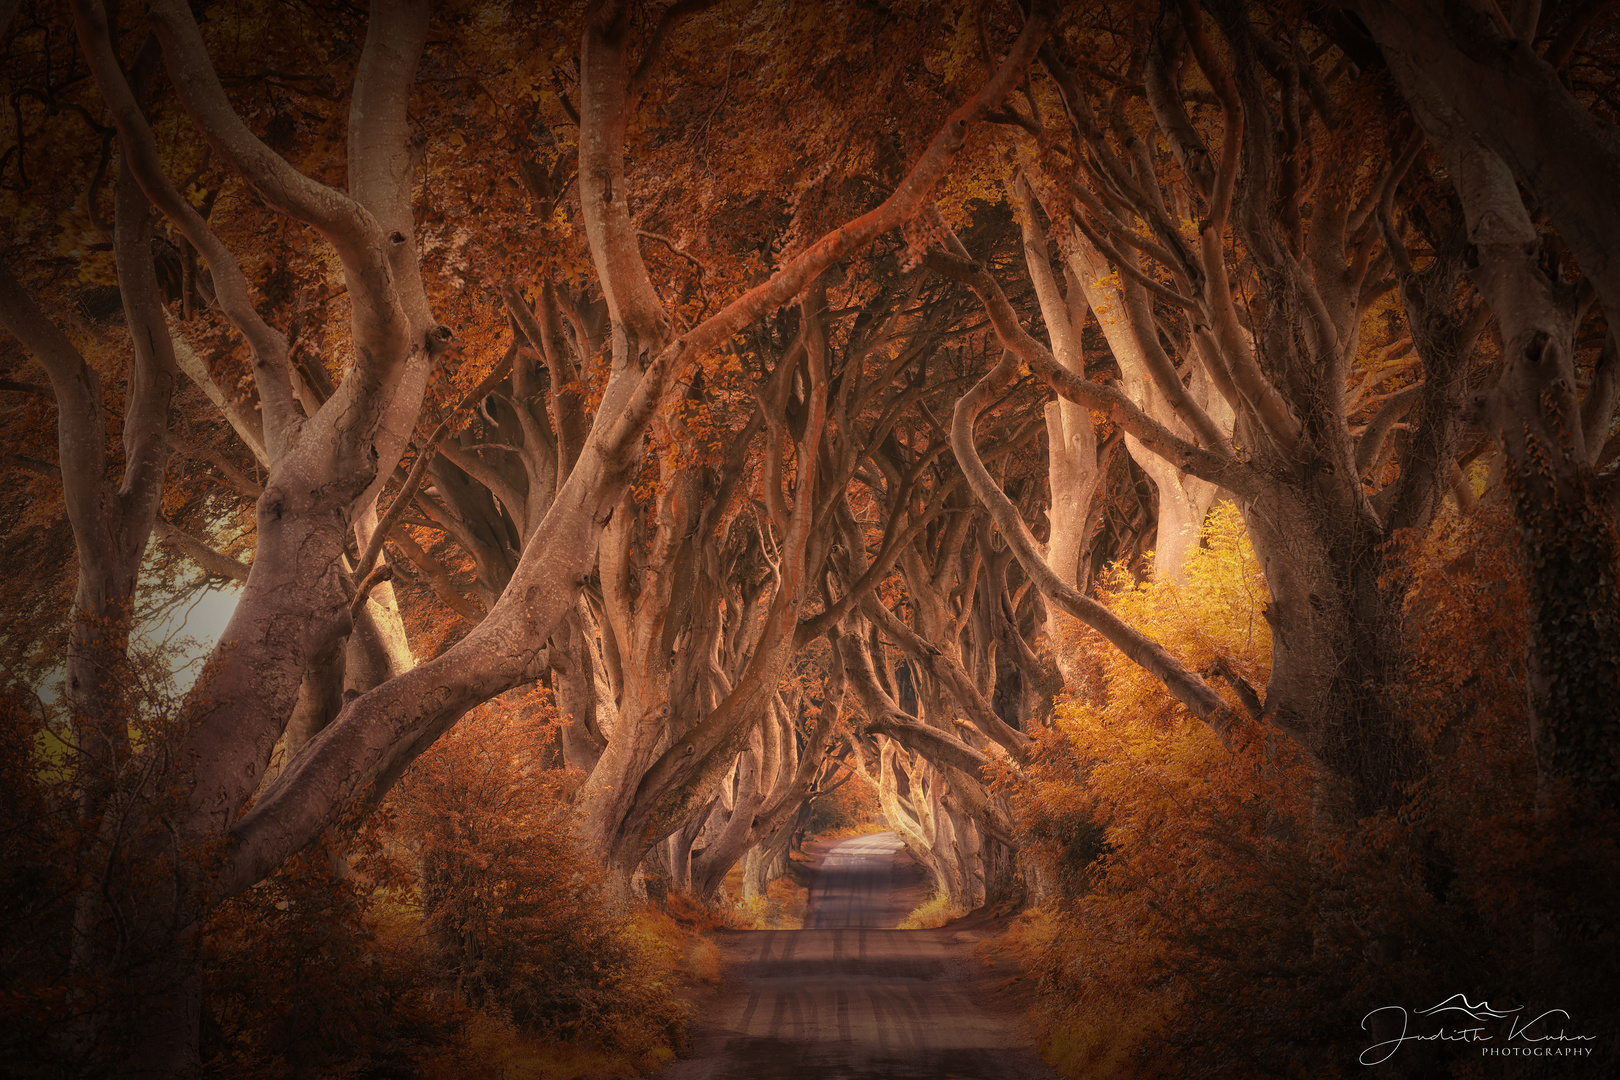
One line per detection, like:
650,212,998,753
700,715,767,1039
655,832,1062,1080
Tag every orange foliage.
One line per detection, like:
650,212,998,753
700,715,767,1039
384,687,688,1058
200,833,450,1079
194,687,695,1078
805,766,882,839
1010,503,1620,1078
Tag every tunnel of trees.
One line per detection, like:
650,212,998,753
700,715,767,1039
1,0,1617,1076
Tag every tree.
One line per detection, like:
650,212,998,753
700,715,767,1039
1350,0,1620,812
932,0,1504,824
0,0,1054,1069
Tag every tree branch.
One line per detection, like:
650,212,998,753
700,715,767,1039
0,260,109,551
219,6,1056,900
70,0,299,461
953,349,1243,743
153,519,251,582
352,351,513,587
925,251,1257,497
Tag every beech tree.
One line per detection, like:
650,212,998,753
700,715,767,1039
5,0,1619,1074
1348,0,1620,810
0,0,1054,1069
931,0,1512,823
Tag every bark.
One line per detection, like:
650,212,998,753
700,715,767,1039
550,605,607,775
1011,178,1103,684
689,722,772,901
264,639,346,788
931,3,1502,822
599,291,832,884
1350,0,1620,329
1370,24,1620,806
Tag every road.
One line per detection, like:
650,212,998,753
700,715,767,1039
656,833,1062,1080
803,832,923,929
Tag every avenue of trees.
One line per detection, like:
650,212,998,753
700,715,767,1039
1,0,1616,1076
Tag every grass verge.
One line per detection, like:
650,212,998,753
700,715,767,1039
897,890,966,929
716,851,812,929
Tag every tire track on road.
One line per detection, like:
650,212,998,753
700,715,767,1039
655,832,1060,1080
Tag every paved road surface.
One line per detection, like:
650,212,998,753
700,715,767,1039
803,833,921,929
656,833,1061,1080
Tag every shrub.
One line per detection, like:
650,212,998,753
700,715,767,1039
1009,503,1619,1077
804,770,882,839
386,687,690,1063
196,685,695,1078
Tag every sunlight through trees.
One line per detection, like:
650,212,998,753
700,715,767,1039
2,1,1616,1076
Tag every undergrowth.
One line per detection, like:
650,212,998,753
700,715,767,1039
198,688,708,1079
717,851,812,929
898,890,966,930
1009,502,1620,1078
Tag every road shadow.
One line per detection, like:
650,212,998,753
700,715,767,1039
654,833,1062,1080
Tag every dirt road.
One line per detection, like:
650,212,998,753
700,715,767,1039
656,833,1062,1080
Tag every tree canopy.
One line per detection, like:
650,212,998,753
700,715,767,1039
2,0,1618,1075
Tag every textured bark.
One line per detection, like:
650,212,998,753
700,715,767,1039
930,3,1503,821
1368,21,1620,805
550,605,607,775
264,639,346,788
18,1,1059,1063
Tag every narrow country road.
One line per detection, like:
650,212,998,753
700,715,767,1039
656,833,1062,1080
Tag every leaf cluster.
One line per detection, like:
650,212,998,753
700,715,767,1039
1009,501,1620,1078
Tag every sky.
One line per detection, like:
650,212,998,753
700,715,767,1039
140,581,241,691
30,576,239,721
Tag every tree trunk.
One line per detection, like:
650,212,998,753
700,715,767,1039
1365,7,1620,809
1238,483,1423,818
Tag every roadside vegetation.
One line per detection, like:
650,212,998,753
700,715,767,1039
1001,502,1615,1078
3,0,1618,1077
